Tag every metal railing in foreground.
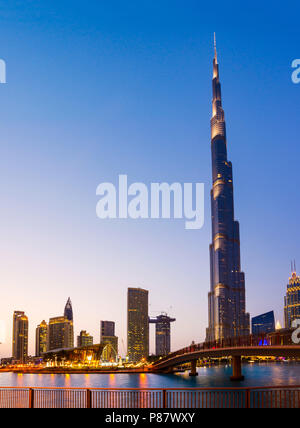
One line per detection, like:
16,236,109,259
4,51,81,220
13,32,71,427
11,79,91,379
0,386,299,408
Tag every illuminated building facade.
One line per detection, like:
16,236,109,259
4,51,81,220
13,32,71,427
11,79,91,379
100,321,118,362
100,321,115,340
35,320,48,357
252,311,275,335
206,36,250,342
127,288,149,362
284,263,300,328
43,344,104,364
12,311,28,363
101,336,118,362
149,314,176,356
77,330,93,348
48,316,73,351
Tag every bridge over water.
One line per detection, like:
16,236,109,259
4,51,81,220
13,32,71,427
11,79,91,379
151,334,300,380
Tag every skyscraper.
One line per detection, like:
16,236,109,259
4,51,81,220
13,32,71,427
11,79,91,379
64,297,73,321
100,321,115,341
284,262,300,329
12,311,28,363
127,288,149,362
36,320,48,357
48,317,73,351
64,298,74,347
77,330,93,347
206,36,250,342
149,314,176,356
252,311,275,335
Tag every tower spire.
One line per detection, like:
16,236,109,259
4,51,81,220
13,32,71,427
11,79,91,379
214,32,218,63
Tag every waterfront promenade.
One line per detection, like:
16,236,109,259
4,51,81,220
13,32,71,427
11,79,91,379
0,367,150,375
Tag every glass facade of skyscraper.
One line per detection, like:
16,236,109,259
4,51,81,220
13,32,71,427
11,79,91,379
12,311,28,363
252,311,275,335
127,288,149,362
35,320,48,357
100,321,115,341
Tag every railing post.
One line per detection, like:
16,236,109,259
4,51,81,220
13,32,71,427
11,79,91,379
29,388,34,409
246,389,251,409
162,389,167,409
86,389,92,409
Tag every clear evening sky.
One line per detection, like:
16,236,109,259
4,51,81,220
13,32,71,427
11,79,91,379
0,1,299,357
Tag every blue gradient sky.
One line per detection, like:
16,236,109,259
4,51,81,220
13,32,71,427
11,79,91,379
0,1,299,357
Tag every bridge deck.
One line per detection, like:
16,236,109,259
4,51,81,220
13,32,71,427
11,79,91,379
152,346,300,370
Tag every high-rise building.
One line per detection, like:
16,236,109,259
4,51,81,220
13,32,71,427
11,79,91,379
206,35,250,342
149,314,176,356
100,321,115,341
127,288,149,362
64,298,74,347
12,311,28,363
48,317,73,351
252,311,275,335
64,297,73,321
77,330,93,348
284,262,300,329
36,320,48,357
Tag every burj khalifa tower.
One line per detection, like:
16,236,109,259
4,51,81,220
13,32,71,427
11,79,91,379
206,36,250,342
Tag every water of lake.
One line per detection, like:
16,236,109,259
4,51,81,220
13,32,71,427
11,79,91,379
0,362,299,389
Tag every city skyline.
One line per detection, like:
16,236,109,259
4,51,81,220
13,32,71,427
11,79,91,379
4,262,296,360
0,2,299,358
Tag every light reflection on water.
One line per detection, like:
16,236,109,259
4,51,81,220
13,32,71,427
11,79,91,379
0,363,299,389
139,373,148,388
108,374,116,388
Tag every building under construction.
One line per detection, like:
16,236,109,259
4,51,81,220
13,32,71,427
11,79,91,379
149,314,176,356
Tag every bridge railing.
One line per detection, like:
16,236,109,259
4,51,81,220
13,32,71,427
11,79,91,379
0,386,299,408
